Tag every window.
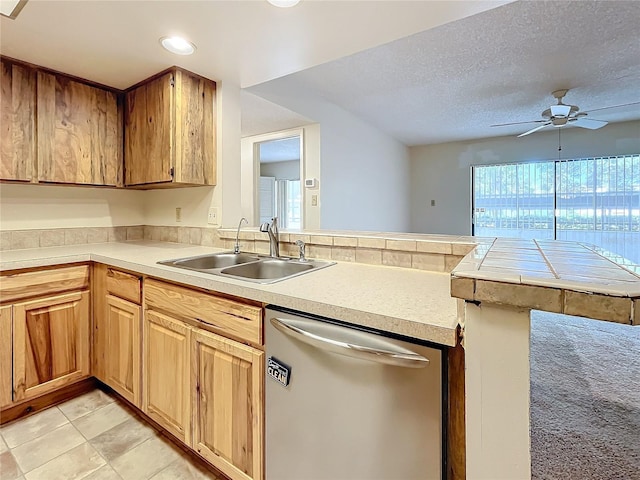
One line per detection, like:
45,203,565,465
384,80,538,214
259,177,302,230
473,155,640,263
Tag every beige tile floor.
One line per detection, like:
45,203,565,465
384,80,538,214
0,389,226,480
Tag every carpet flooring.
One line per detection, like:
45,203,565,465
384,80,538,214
530,311,640,480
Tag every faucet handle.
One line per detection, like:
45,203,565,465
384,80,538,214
295,240,307,262
259,222,270,232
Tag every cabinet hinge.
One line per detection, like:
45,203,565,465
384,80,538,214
169,167,174,178
170,76,175,87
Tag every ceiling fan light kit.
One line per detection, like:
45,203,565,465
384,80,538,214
489,88,635,138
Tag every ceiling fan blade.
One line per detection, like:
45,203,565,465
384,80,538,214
518,123,551,137
572,117,608,130
583,101,640,114
490,120,546,127
550,104,571,117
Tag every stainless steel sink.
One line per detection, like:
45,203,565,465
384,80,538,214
221,258,315,281
158,252,334,284
161,252,259,270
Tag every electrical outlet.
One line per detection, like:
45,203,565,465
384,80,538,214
175,207,182,222
207,207,219,225
311,195,318,206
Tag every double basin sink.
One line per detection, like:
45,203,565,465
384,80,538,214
158,252,334,284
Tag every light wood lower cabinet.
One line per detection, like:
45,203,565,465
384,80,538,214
192,329,264,480
104,295,141,406
143,309,192,445
1,306,13,407
12,290,90,402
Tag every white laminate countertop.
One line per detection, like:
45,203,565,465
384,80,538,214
0,241,460,347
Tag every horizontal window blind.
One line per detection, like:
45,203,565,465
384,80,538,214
473,155,640,263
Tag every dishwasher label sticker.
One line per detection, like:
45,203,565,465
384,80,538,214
267,356,291,387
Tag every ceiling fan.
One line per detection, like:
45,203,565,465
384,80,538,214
491,89,639,138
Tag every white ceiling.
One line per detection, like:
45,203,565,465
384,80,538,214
2,1,637,146
0,0,507,88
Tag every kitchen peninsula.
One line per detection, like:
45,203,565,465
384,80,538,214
1,228,638,480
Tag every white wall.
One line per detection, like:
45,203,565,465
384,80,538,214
248,80,411,232
0,183,145,230
409,120,640,235
260,160,300,180
142,186,214,227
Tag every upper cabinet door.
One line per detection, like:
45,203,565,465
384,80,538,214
124,73,174,186
174,69,216,185
0,58,36,182
124,68,216,187
37,71,122,186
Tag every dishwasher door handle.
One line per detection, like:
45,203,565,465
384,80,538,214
270,317,429,368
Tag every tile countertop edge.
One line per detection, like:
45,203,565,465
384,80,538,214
0,243,460,347
451,240,640,326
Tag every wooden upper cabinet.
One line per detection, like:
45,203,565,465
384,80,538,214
0,58,36,182
37,71,122,186
124,67,216,187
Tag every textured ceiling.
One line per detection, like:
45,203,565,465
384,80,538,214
258,136,301,164
253,0,640,145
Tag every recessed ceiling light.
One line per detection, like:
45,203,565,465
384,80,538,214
267,0,300,7
159,36,196,56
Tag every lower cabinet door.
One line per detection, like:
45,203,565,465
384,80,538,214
143,309,191,445
1,306,12,407
105,295,141,407
12,291,90,401
192,328,264,480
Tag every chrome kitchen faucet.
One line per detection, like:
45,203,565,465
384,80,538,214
234,217,248,254
260,217,280,257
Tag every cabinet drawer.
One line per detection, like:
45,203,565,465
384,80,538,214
0,265,90,304
144,279,262,346
106,267,141,304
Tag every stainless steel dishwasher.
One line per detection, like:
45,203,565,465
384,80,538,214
265,306,445,480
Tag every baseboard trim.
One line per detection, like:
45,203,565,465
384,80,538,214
0,377,97,425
